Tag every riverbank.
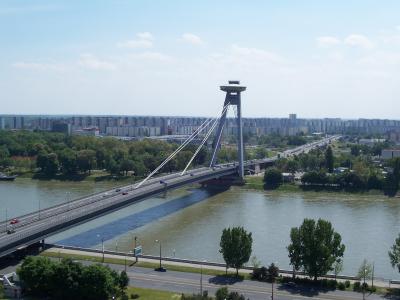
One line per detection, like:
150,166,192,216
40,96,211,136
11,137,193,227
242,175,387,196
14,169,137,183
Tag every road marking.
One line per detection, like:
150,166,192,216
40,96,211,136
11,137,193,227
129,273,366,300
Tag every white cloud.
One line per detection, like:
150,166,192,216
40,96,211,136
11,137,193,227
181,33,204,46
137,32,154,40
78,54,116,70
344,34,374,49
12,61,66,71
316,36,341,48
230,45,284,64
396,25,400,31
117,32,154,49
129,51,173,62
117,39,153,49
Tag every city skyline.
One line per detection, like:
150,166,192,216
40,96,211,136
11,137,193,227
1,1,400,118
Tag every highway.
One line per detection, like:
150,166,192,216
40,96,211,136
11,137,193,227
0,135,339,257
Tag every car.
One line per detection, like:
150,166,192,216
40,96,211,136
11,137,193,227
9,218,19,225
7,228,15,234
102,193,109,198
190,173,194,177
284,281,297,288
115,188,121,192
122,192,128,195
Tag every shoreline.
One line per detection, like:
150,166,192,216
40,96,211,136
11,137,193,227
241,175,388,196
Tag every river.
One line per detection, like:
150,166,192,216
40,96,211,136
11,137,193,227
1,178,400,280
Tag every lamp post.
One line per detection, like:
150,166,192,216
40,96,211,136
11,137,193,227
200,260,206,295
66,192,71,210
5,208,7,232
38,198,41,220
363,268,366,300
155,239,164,271
271,262,278,300
97,234,104,263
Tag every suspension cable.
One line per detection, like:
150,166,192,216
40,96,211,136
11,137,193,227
209,106,230,168
134,103,230,189
181,104,230,176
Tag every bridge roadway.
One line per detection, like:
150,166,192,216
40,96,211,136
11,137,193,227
0,136,339,257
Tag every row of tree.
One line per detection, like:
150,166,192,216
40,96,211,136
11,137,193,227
17,256,129,300
219,218,346,281
0,130,210,178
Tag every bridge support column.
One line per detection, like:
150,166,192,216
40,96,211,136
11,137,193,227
210,81,246,179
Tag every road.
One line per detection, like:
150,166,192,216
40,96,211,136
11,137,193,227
0,135,339,257
65,260,394,300
1,254,389,300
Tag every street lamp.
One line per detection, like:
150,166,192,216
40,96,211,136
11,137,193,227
200,260,207,295
38,198,41,220
4,208,7,232
97,234,105,263
154,240,166,272
271,262,279,300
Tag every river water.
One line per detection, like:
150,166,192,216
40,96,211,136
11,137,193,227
1,178,400,280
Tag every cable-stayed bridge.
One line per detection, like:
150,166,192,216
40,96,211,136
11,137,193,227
0,81,339,257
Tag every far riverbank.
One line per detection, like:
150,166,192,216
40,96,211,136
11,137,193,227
242,175,391,196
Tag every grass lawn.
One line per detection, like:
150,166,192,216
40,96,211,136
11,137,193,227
40,250,250,279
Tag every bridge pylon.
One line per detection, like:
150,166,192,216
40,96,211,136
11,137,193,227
210,80,246,179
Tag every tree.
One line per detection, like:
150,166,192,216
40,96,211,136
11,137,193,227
287,218,345,280
263,168,282,189
215,287,229,300
219,227,253,276
50,259,83,300
357,259,373,282
77,149,96,174
357,259,373,297
333,260,343,280
118,271,129,297
80,264,119,300
325,146,334,173
17,256,124,300
17,256,55,297
58,148,78,175
267,263,279,281
287,227,302,278
389,234,400,272
119,159,135,176
36,152,59,176
286,159,299,174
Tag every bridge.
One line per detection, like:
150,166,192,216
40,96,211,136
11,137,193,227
0,81,340,257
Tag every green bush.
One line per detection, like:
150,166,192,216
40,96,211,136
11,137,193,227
337,282,346,290
353,281,361,291
368,286,377,293
344,280,350,288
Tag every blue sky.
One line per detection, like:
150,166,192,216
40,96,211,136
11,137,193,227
1,1,400,118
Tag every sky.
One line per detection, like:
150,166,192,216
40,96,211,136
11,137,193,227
0,0,400,119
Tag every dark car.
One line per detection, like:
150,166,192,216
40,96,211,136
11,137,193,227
122,192,128,195
115,188,121,192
